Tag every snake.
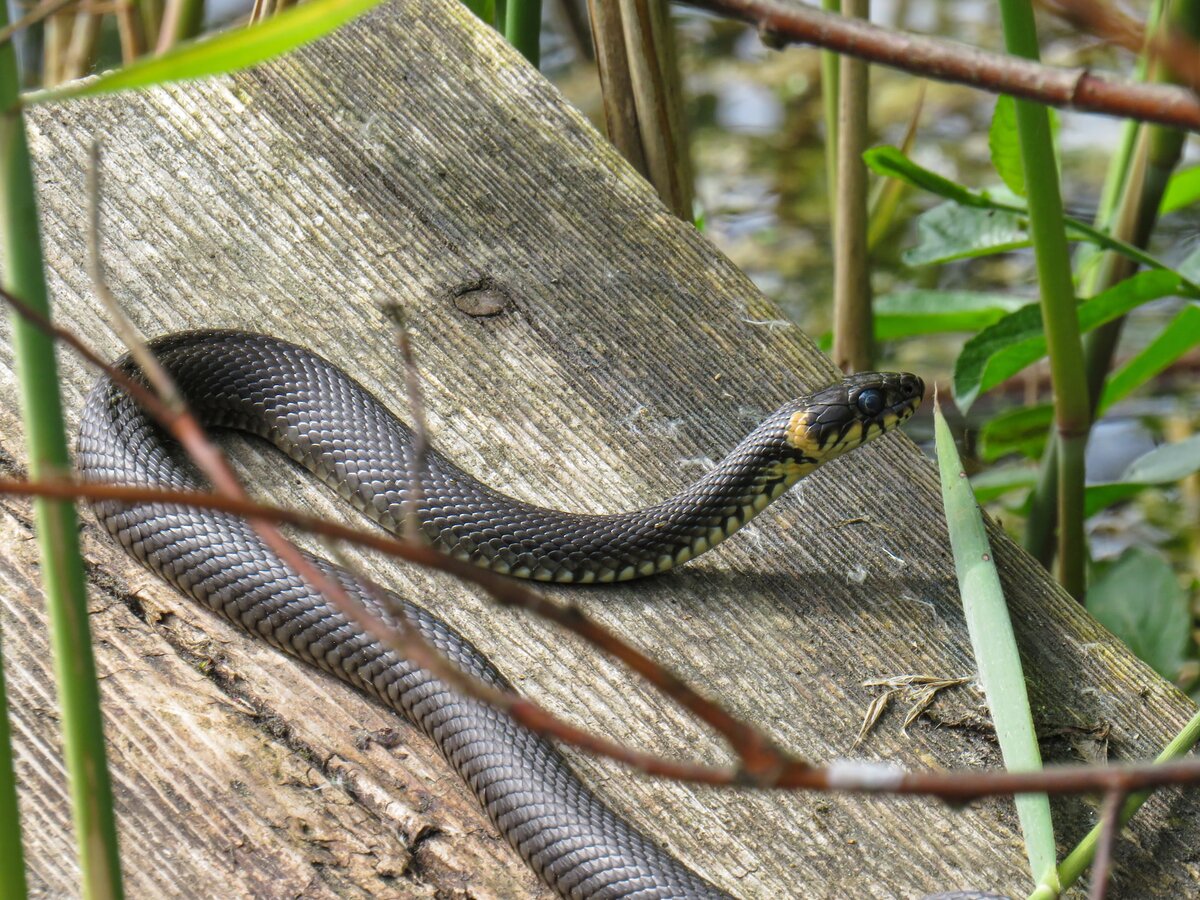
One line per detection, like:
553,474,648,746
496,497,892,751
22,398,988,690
74,329,1005,899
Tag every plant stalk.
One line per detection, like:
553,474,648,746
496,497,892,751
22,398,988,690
504,0,541,66
831,0,871,372
0,630,27,900
997,0,1088,599
820,0,840,232
1023,0,1192,568
0,4,124,897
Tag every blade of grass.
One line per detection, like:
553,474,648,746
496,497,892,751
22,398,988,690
935,396,1057,890
0,631,27,900
1028,709,1200,900
23,0,386,104
0,3,124,897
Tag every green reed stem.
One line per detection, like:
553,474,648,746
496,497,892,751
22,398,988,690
0,5,123,897
1023,0,1190,568
997,0,1088,599
831,0,872,372
461,0,496,25
0,631,27,900
820,0,840,232
504,0,540,66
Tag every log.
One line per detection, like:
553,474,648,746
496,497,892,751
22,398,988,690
1,0,1196,895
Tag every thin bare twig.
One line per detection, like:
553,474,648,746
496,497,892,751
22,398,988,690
88,143,185,413
6,280,1200,802
678,0,1200,132
6,264,1199,806
1088,789,1126,900
381,303,430,541
319,541,727,782
8,472,1200,804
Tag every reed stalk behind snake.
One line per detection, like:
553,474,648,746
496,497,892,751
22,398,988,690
77,330,1003,899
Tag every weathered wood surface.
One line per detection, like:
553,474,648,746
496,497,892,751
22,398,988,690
2,1,1198,896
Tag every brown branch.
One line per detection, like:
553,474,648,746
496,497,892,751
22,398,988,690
321,540,731,784
6,474,1200,803
678,0,1200,132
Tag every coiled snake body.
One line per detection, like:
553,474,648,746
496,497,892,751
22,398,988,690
77,330,931,898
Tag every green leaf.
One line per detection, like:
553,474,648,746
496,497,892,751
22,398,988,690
1178,246,1200,285
863,145,986,208
988,96,1059,198
1099,305,1200,413
1087,548,1189,680
903,203,1030,267
1083,483,1146,517
873,290,1027,339
970,463,1038,504
867,146,1200,296
1160,164,1200,215
978,404,1054,462
24,0,386,104
1084,433,1200,516
1121,433,1200,483
934,399,1056,886
989,96,1026,197
954,269,1180,411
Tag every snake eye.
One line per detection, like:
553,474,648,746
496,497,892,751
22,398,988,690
856,389,885,417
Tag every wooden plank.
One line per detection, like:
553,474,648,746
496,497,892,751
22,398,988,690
1,0,1197,895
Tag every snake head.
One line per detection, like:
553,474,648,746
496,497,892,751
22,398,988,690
783,371,924,464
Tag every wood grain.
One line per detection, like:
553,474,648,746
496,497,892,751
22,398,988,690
2,0,1197,896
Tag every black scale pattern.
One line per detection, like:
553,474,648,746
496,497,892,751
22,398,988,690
76,331,947,899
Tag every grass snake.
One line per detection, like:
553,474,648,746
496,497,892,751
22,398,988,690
76,330,1003,898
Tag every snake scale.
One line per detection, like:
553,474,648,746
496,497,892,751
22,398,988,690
77,330,1005,898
